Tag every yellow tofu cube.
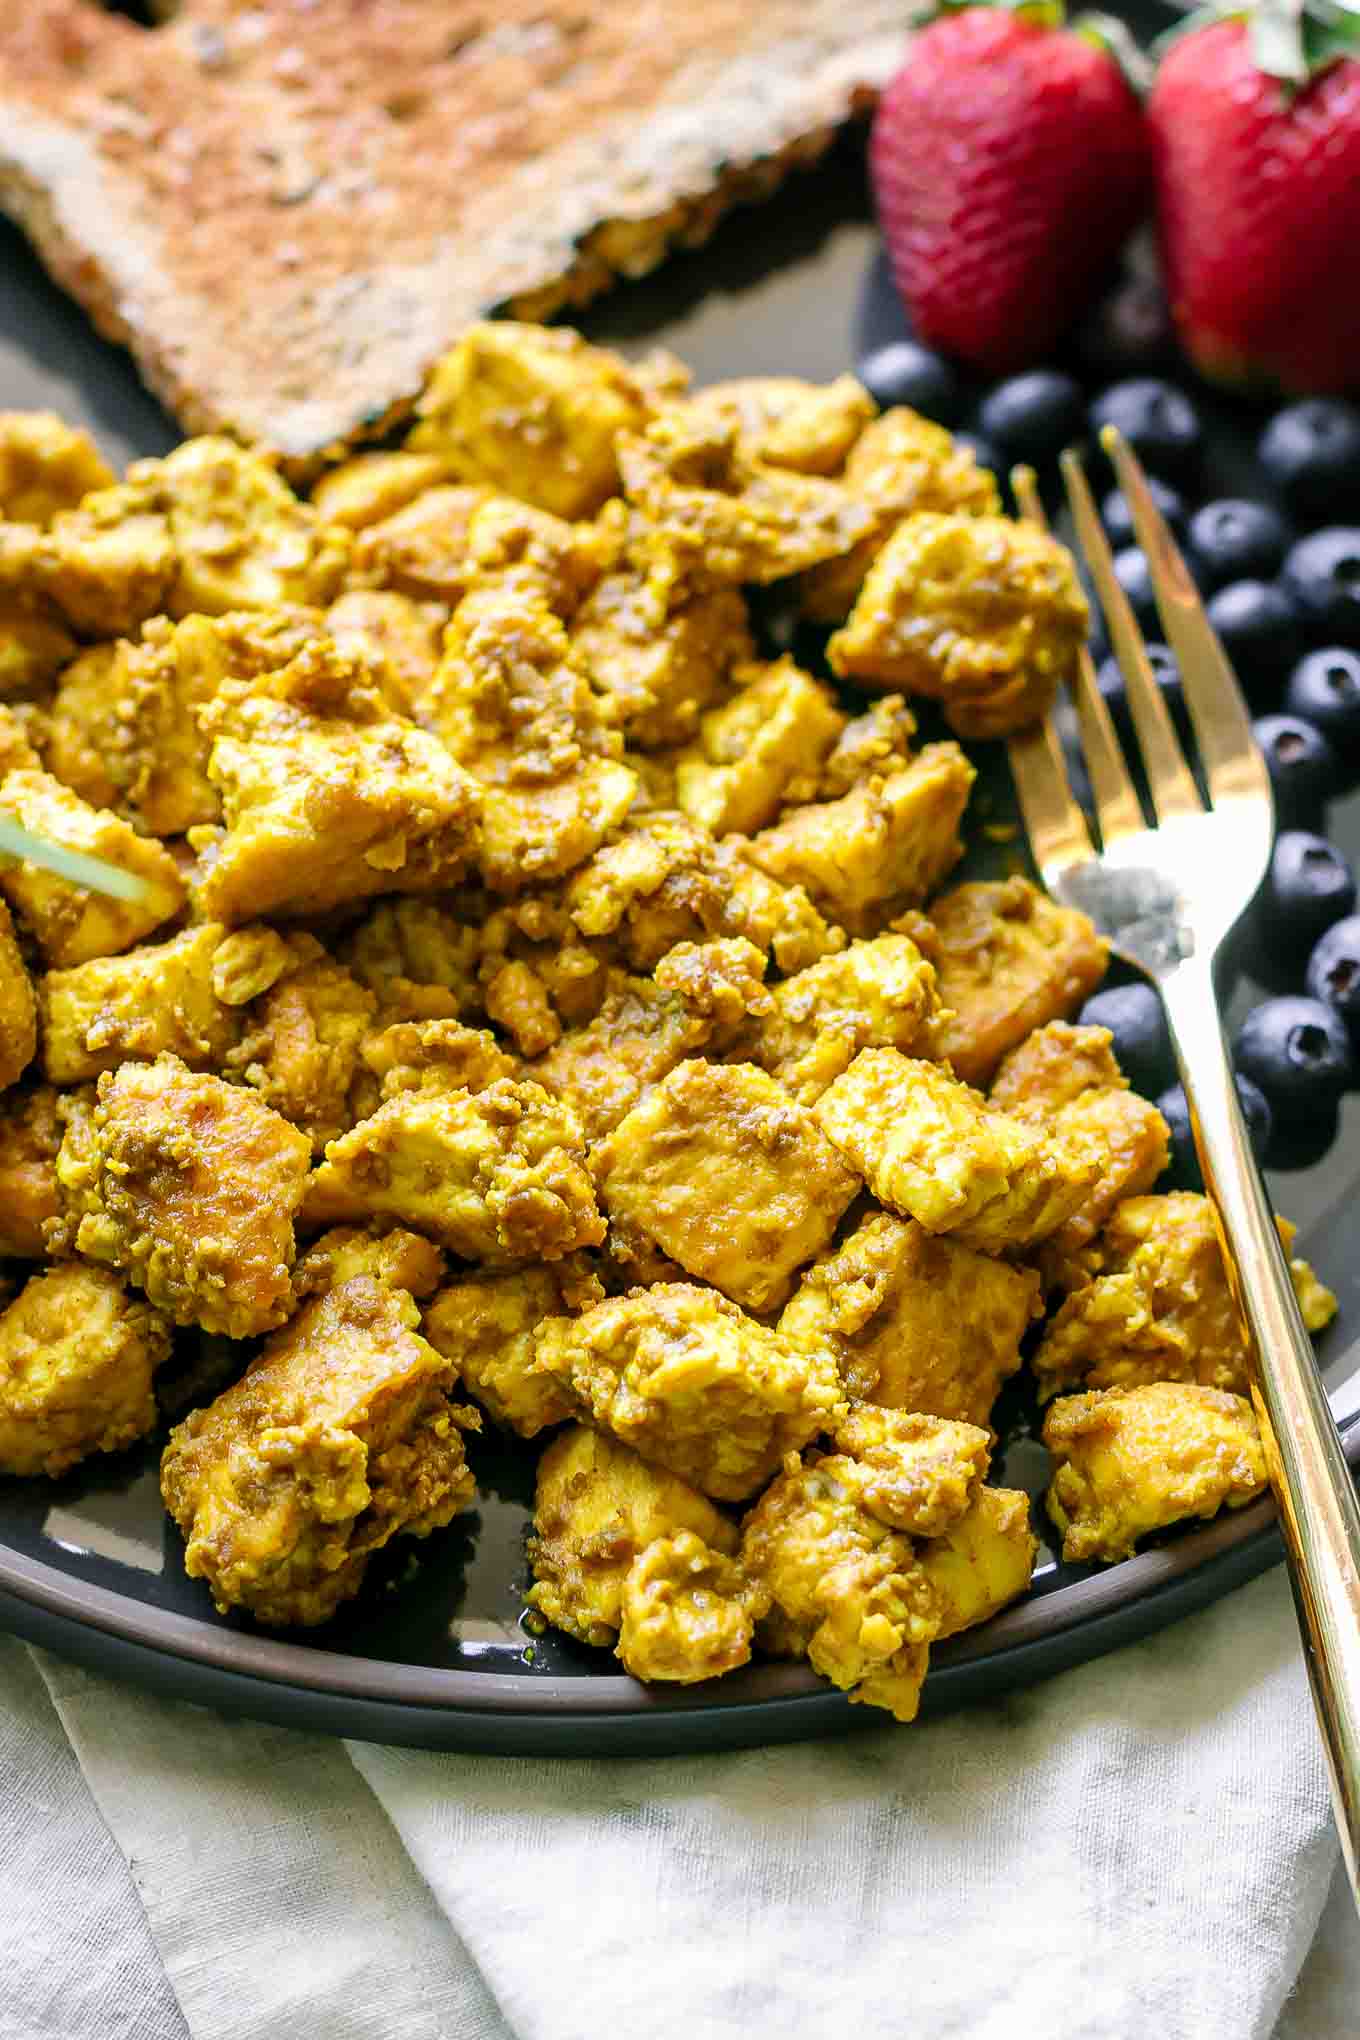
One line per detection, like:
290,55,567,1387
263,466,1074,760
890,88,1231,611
39,922,242,1084
0,768,185,966
571,566,753,750
0,410,114,527
617,1529,767,1685
226,958,376,1153
673,657,846,837
0,895,35,1090
423,1264,596,1438
0,1263,171,1478
751,932,942,1102
0,1085,62,1257
689,375,875,475
309,450,453,531
919,1486,1038,1638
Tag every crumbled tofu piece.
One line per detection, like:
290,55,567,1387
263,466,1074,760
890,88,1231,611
0,768,185,966
526,1423,739,1646
815,695,918,798
926,877,1109,1088
193,639,481,922
0,411,114,527
426,578,635,891
828,511,1089,737
831,1405,993,1536
302,1076,604,1263
409,323,652,520
780,1212,1040,1424
815,1050,1098,1254
310,450,453,530
423,1264,592,1436
688,375,875,476
324,589,446,716
0,1263,171,1478
225,958,376,1153
359,1018,517,1101
350,484,492,602
39,922,241,1083
294,1224,447,1302
749,933,942,1102
0,895,35,1089
990,1022,1170,1263
0,595,75,701
617,404,876,586
617,1529,767,1684
570,562,752,750
0,1085,62,1256
54,1054,311,1337
1032,1192,1336,1400
533,1282,845,1501
1044,1382,1267,1564
745,743,975,936
919,1486,1038,1637
341,898,481,1020
673,657,845,837
161,1275,478,1626
594,1060,860,1313
41,642,126,810
801,407,1001,622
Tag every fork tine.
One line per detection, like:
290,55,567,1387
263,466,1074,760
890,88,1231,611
1005,469,1096,883
1061,447,1204,826
1012,466,1142,855
1102,427,1271,810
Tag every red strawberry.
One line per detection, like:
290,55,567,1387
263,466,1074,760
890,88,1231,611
870,4,1152,377
1148,7,1360,395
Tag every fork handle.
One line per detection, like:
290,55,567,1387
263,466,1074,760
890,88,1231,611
1162,958,1360,1899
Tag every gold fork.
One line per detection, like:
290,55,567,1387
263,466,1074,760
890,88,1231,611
1010,430,1360,1902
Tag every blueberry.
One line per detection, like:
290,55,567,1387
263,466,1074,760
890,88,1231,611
1261,830,1356,954
1266,1101,1341,1172
1205,580,1303,695
1251,715,1339,826
1186,499,1291,594
1282,529,1360,648
1089,379,1202,480
1095,643,1184,737
857,341,961,425
1075,277,1176,378
1078,980,1174,1096
1233,994,1353,1114
1259,400,1360,520
1306,914,1360,1037
1101,480,1185,551
1284,649,1360,761
1112,546,1159,634
1157,1076,1272,1187
977,371,1084,466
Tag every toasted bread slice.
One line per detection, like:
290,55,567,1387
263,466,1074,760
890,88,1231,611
0,3,911,472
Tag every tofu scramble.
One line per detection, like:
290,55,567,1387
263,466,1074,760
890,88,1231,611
0,325,1336,1723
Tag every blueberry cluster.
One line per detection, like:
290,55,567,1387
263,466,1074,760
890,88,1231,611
857,340,1360,1183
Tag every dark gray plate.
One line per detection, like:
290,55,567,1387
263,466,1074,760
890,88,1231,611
4,16,1360,1753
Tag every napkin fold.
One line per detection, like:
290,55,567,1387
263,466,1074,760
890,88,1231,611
3,1564,1341,2040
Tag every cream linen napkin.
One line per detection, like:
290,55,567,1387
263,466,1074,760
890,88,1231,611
2,1563,1346,2040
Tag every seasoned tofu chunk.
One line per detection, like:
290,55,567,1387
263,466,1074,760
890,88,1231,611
310,450,453,531
831,1405,993,1536
294,1224,446,1302
161,1275,478,1626
0,1085,62,1256
324,590,446,716
532,1283,846,1501
302,1076,604,1263
593,1060,860,1313
0,595,75,701
0,1263,171,1478
425,578,635,891
1033,1192,1336,1400
193,639,481,922
526,1423,739,1646
745,744,975,936
919,1485,1038,1637
828,511,1089,737
673,657,846,837
35,484,176,639
749,933,943,1102
990,1022,1170,1263
0,895,35,1089
926,878,1109,1088
617,1530,767,1685
408,323,652,520
42,642,130,812
570,561,752,750
816,1050,1097,1254
0,768,185,966
40,922,243,1084
225,958,376,1153
1044,1382,1268,1564
350,484,491,602
780,1212,1040,1424
689,375,875,475
54,1055,312,1338
342,898,481,1020
358,1018,517,1102
617,405,876,586
0,411,114,527
423,1264,596,1437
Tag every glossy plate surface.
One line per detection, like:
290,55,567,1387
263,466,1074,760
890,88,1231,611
4,15,1360,1752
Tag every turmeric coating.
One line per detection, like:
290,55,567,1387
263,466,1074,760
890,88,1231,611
0,327,1334,1717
